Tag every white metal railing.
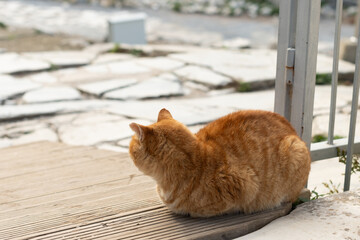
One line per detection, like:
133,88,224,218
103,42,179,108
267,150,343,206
275,0,360,191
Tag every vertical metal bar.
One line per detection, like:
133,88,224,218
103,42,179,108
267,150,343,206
328,0,343,145
290,0,321,148
355,0,360,39
344,21,360,192
274,0,297,120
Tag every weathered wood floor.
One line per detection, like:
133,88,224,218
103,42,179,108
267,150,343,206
0,141,291,239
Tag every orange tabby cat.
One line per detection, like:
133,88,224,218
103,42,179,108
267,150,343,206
129,108,311,217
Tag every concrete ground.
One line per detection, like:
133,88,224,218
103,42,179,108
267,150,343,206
236,188,360,240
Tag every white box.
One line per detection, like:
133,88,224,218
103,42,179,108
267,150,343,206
108,13,146,45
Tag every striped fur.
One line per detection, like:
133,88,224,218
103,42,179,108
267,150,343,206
129,109,311,217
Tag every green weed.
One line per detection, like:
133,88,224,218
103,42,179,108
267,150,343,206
311,134,343,143
130,49,143,57
172,2,182,12
0,22,7,29
316,73,332,85
237,82,251,92
338,149,360,174
110,43,120,53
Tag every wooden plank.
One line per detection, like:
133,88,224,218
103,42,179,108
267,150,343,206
0,142,293,239
0,141,119,178
0,142,158,239
0,156,138,203
28,204,292,240
0,175,150,212
0,180,156,222
0,195,161,240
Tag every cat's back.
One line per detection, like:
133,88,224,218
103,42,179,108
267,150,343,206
194,110,310,213
196,110,297,141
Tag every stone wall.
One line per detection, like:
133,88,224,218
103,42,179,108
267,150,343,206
49,0,359,18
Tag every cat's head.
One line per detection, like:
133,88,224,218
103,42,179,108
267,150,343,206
129,108,196,180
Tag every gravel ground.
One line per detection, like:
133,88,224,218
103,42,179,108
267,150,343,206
0,26,89,53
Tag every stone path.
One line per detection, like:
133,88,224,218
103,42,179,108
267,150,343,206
236,188,360,240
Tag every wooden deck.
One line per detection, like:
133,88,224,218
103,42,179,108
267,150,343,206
0,142,291,239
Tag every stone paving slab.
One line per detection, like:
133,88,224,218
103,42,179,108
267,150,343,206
5,128,58,147
51,67,112,83
1,121,48,138
116,137,132,148
22,86,81,103
111,125,205,151
52,61,153,83
107,100,235,126
175,65,233,88
312,85,353,115
169,49,278,82
170,49,356,87
0,100,111,120
312,112,360,137
136,57,185,71
77,78,138,97
212,37,251,49
83,43,115,55
58,118,151,145
71,111,125,125
92,53,135,65
181,90,275,111
207,88,236,96
105,60,152,75
0,53,50,74
183,81,210,92
26,72,58,83
0,75,41,101
104,74,184,100
317,54,356,80
110,43,208,57
23,51,96,68
237,189,360,240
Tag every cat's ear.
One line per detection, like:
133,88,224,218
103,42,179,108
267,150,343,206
129,123,146,141
158,108,173,122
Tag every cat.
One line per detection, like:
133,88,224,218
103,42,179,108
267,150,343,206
129,108,311,217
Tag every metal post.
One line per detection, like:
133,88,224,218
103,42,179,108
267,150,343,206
274,0,298,121
344,19,360,191
355,0,360,39
290,0,321,148
328,0,343,145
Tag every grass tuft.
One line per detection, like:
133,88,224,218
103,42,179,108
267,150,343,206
316,73,332,85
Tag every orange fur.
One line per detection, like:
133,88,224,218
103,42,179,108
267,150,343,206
129,109,311,217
